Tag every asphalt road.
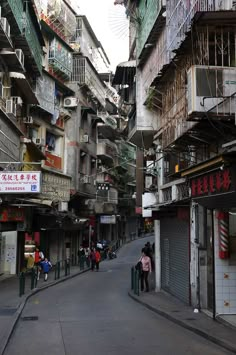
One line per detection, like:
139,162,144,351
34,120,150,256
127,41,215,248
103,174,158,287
5,237,232,355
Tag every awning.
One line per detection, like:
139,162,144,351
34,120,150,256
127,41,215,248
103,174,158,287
25,141,46,160
9,72,39,105
113,60,136,85
0,51,24,72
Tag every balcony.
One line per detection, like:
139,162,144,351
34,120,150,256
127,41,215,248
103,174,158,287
3,0,43,74
166,0,236,59
160,178,189,205
72,56,107,108
97,140,118,166
48,38,73,82
36,0,76,47
137,0,166,60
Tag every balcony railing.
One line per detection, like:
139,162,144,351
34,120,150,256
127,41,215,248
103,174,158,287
97,139,118,163
72,57,107,107
48,38,72,81
6,0,42,74
167,0,236,56
137,0,164,57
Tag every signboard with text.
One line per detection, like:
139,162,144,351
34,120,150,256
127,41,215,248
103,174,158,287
100,215,116,224
0,207,24,222
0,171,41,193
190,168,235,198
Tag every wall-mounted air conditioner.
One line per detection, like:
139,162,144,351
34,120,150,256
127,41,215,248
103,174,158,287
80,175,90,184
83,134,89,143
187,65,236,117
12,96,23,105
64,97,78,107
15,49,24,67
1,17,10,38
32,138,44,146
23,116,34,124
58,201,68,212
6,99,16,116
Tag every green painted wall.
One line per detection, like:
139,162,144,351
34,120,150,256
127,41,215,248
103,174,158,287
137,0,161,58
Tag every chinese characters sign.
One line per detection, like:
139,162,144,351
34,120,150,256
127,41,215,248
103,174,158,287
191,169,232,197
0,207,24,222
0,172,41,193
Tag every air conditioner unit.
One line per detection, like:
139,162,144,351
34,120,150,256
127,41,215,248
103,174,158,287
6,99,16,116
64,97,78,107
80,175,90,184
1,17,10,38
58,201,68,212
15,49,24,67
215,0,233,10
23,116,34,124
83,134,89,143
11,96,23,105
32,138,44,146
187,65,236,117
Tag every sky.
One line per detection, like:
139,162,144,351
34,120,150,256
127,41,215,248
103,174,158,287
73,0,129,72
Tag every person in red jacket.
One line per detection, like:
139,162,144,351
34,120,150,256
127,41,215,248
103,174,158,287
95,249,101,271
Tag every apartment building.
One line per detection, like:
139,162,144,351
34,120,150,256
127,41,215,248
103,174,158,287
117,0,236,317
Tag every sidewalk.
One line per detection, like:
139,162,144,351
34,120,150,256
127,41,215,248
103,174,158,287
0,264,90,355
129,290,236,354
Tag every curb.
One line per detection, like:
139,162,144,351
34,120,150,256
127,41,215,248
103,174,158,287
128,291,236,354
0,268,90,355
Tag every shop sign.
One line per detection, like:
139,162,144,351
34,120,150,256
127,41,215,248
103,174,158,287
191,168,232,197
100,215,116,224
0,171,41,193
39,171,71,201
45,152,62,170
0,207,24,222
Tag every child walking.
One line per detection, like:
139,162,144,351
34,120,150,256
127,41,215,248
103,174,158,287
40,258,52,281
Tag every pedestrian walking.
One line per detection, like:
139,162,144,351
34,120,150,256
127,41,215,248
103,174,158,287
27,254,35,271
78,244,85,263
85,247,91,267
34,247,44,280
40,258,52,281
140,248,152,292
95,248,101,271
90,248,96,271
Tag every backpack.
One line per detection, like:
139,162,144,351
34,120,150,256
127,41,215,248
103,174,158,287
135,260,143,272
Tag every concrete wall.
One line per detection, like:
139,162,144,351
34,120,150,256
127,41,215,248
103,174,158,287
0,231,17,275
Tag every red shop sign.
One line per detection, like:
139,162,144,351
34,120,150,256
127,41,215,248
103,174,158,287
191,168,231,198
0,207,24,222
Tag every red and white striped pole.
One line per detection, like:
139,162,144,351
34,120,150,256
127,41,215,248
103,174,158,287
217,211,229,259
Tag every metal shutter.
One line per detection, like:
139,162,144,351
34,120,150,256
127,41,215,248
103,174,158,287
161,216,190,304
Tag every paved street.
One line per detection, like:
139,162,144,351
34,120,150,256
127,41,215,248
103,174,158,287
4,238,233,355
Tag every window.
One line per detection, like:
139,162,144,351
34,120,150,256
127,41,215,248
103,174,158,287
46,131,62,155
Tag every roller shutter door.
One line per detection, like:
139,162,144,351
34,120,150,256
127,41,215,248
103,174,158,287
161,215,190,304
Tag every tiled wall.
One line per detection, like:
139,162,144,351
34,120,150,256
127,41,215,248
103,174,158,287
215,212,236,314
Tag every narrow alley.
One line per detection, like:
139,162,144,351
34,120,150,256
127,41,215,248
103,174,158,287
4,238,233,355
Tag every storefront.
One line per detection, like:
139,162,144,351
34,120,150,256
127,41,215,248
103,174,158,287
182,156,236,316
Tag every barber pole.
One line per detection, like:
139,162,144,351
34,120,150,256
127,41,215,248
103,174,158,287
217,212,229,259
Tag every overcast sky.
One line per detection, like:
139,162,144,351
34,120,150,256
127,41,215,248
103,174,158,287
74,0,129,72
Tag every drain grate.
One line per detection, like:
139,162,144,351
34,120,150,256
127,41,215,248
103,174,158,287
0,308,17,316
22,316,39,321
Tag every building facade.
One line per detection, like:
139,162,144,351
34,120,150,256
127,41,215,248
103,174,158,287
116,0,236,317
